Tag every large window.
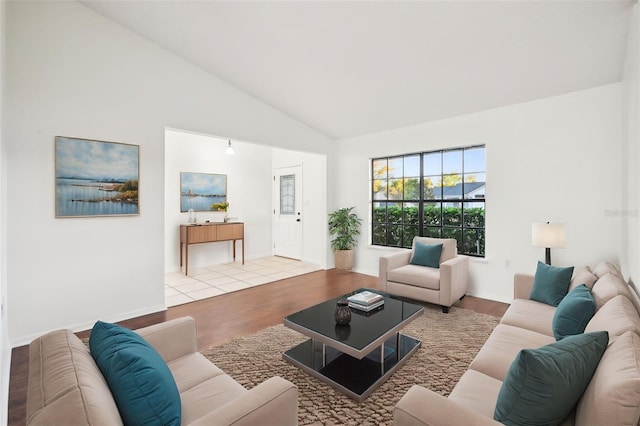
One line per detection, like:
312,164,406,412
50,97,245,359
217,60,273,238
372,145,485,256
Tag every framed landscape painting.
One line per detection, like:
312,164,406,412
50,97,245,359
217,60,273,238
55,136,139,217
180,172,227,212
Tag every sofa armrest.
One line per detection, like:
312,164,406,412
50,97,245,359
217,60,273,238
135,316,197,362
190,376,297,426
379,250,412,289
514,273,535,300
394,385,501,426
439,256,469,306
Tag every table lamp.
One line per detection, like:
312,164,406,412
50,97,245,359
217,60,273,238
532,222,566,265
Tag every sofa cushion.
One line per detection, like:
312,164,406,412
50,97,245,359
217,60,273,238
499,299,556,337
585,294,640,344
448,369,502,419
552,284,596,340
90,321,181,426
410,242,442,268
530,261,574,307
591,272,637,311
494,331,609,426
592,260,625,281
27,330,123,425
469,324,555,381
576,331,640,426
387,264,440,290
568,266,598,292
167,352,226,393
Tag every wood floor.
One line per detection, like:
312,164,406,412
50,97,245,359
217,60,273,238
8,269,509,426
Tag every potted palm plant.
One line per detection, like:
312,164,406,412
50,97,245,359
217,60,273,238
328,206,363,273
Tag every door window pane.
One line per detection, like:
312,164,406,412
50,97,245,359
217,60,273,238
280,174,295,214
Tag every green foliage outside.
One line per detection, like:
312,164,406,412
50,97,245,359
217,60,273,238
373,205,485,255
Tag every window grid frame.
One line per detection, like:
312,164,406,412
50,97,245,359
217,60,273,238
371,145,485,257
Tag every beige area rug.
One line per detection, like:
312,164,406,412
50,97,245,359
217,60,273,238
201,305,500,425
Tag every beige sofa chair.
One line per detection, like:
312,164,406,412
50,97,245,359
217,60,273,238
27,316,298,426
379,237,469,313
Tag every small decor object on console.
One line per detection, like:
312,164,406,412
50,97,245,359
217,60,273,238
334,299,352,325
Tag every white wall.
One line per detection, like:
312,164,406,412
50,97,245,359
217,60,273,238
623,4,640,287
5,1,332,345
335,84,623,303
165,130,274,271
272,148,328,267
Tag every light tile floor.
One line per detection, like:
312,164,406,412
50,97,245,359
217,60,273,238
165,256,322,307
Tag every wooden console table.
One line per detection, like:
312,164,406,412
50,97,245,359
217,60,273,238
180,222,244,275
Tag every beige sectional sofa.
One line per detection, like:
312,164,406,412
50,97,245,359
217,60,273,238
394,261,640,425
27,316,298,426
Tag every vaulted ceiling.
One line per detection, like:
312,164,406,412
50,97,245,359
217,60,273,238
81,0,633,140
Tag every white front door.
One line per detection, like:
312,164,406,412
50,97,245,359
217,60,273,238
273,165,303,260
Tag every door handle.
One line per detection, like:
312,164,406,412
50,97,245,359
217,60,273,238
296,219,301,222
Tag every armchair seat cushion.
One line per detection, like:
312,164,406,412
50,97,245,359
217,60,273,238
387,264,440,290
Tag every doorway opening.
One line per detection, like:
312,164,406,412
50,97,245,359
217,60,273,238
163,129,327,307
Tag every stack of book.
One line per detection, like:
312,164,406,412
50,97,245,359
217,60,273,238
346,290,384,312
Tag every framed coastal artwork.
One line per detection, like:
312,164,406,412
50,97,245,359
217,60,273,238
180,172,227,212
55,136,140,217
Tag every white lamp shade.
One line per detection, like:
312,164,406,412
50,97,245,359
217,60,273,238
532,223,566,248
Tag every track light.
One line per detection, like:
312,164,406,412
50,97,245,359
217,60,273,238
225,140,235,155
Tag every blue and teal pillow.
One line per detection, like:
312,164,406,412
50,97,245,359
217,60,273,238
89,321,181,426
494,331,608,426
410,242,443,268
552,284,596,340
530,261,574,306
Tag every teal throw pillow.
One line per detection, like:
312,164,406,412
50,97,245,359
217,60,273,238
494,331,609,426
530,261,574,306
89,321,181,426
552,284,596,341
410,242,443,268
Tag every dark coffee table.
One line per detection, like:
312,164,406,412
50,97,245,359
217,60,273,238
283,289,424,402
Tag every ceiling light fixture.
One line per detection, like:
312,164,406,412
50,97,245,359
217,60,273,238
225,140,235,155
